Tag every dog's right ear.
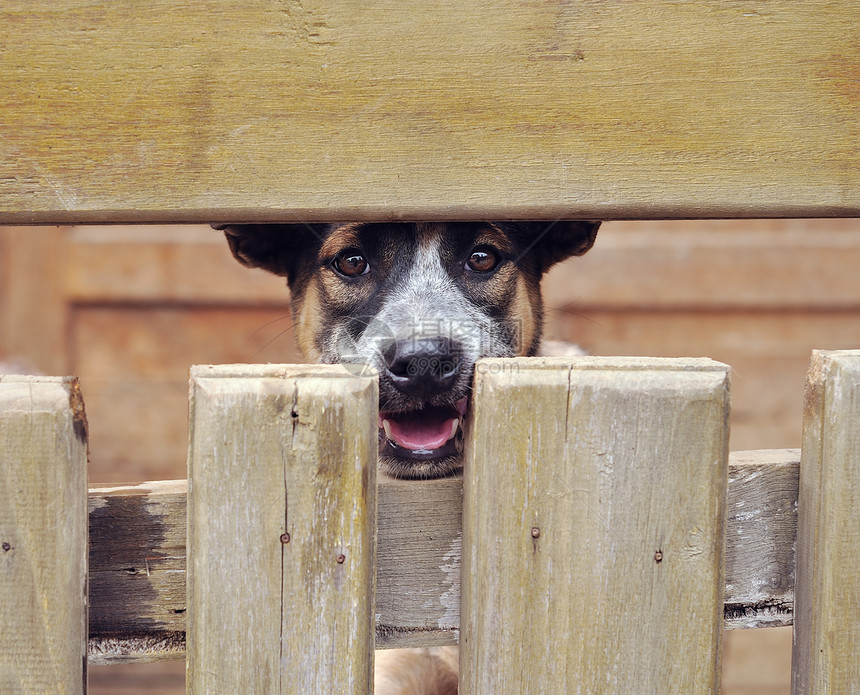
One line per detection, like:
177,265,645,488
213,224,328,283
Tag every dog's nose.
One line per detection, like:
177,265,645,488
383,337,461,399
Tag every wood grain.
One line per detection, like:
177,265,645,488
186,364,376,694
0,228,69,374
0,2,857,223
792,351,860,694
461,357,730,693
0,376,88,693
85,449,801,662
88,480,187,665
61,220,860,308
724,449,798,630
65,226,289,305
375,475,462,648
545,220,860,311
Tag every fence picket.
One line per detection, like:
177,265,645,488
6,354,860,689
792,350,860,694
0,376,88,694
461,357,730,693
186,364,377,694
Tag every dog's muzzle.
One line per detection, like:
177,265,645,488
378,337,468,459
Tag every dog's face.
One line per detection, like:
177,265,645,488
219,221,598,479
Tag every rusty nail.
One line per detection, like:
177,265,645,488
336,554,346,564
280,533,291,544
531,527,541,539
654,550,663,563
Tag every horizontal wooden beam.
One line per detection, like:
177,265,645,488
1,2,857,224
545,220,860,311
87,448,799,664
60,220,860,309
88,479,187,664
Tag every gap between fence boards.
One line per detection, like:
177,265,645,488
86,449,798,665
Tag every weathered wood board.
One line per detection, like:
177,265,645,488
543,220,860,311
0,376,88,693
86,450,800,663
1,2,858,223
88,480,188,664
461,357,730,693
792,351,860,694
186,364,377,693
724,449,798,630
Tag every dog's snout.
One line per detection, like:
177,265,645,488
383,337,461,399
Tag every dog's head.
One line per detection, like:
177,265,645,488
219,221,598,479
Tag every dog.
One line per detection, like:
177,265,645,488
218,220,599,693
219,221,598,479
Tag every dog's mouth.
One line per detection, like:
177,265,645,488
378,397,468,461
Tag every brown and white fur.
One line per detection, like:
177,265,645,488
219,220,599,692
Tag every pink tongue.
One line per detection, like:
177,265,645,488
385,411,455,451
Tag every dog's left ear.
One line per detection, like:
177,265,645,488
529,221,600,273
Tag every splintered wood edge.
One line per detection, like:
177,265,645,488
87,449,800,662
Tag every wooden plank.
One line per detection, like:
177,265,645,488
546,220,860,311
65,220,860,308
85,449,801,663
87,480,187,665
792,350,860,693
461,357,730,693
1,2,858,224
550,309,860,452
186,364,376,694
0,227,69,374
73,307,303,484
65,226,289,305
724,449,798,630
0,376,88,693
375,475,462,648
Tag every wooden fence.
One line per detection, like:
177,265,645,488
2,3,858,693
1,353,858,693
1,1,858,224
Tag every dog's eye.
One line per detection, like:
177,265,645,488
466,246,500,273
332,250,369,278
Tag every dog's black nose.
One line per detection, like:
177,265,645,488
383,337,461,399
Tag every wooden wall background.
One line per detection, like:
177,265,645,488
3,217,860,692
4,220,859,481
